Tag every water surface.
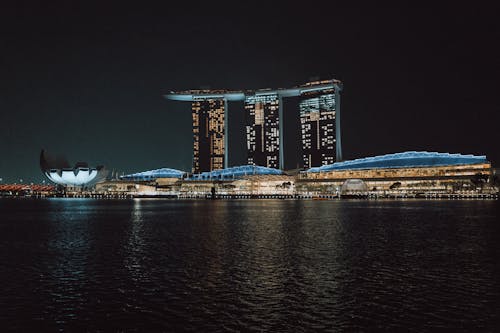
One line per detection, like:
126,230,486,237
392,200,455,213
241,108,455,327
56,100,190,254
1,199,499,331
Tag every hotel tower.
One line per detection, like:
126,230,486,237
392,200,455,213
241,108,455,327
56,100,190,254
245,92,280,169
299,82,339,169
191,99,226,173
165,79,342,173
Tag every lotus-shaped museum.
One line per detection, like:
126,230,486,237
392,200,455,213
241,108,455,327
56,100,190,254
40,150,107,186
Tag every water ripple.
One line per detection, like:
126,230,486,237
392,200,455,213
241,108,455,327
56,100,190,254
0,199,499,331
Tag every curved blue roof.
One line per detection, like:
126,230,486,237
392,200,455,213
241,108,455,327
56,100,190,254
307,151,488,173
120,168,186,180
189,165,283,180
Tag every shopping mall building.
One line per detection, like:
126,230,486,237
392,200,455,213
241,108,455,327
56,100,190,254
92,151,497,198
296,151,494,196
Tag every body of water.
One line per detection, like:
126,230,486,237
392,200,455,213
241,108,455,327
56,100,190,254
1,199,499,331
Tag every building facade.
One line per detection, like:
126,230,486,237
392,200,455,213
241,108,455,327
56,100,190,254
299,86,337,168
192,99,225,173
165,79,342,172
297,151,494,195
245,93,280,168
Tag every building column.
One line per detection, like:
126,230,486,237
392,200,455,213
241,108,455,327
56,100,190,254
278,95,284,170
224,98,229,169
335,89,342,162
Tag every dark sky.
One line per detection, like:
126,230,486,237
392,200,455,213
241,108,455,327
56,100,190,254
1,2,499,182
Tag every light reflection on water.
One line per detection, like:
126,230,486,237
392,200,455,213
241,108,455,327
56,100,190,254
125,199,147,283
0,198,499,331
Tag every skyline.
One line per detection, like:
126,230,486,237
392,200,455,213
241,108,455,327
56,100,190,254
1,2,499,183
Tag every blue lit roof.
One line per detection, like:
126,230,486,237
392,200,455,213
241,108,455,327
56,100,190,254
189,165,284,180
120,168,186,180
307,151,488,173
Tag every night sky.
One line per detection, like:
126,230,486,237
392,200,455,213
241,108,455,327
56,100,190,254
1,2,499,183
